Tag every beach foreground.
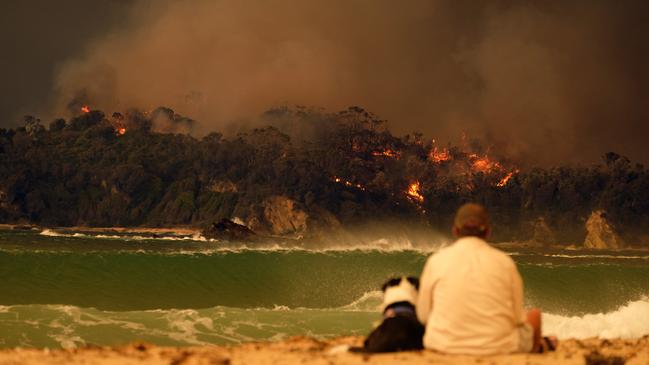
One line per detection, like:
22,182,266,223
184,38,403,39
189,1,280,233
0,336,646,365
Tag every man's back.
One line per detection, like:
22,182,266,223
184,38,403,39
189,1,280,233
416,236,526,355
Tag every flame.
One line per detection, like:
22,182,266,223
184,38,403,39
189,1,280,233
332,176,366,191
496,169,519,187
429,146,451,163
406,181,424,203
81,105,90,113
371,149,400,158
468,153,502,173
117,128,126,135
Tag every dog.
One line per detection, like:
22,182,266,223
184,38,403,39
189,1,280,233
352,276,425,353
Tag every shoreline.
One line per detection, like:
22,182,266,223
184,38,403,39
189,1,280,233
0,223,201,236
0,336,646,365
3,223,648,252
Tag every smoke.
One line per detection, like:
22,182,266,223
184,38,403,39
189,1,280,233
49,0,649,166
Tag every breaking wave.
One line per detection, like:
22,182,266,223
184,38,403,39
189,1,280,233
1,229,648,348
40,229,208,242
544,298,649,339
0,296,647,349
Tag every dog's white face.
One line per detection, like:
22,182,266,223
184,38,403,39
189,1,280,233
381,277,419,312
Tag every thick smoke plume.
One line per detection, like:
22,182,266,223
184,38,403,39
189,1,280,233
51,0,649,166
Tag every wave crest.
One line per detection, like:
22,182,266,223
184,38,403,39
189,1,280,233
544,298,649,339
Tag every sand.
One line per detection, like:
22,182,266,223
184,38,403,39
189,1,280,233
0,336,646,365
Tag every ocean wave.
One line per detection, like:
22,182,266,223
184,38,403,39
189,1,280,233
39,229,66,237
542,253,649,260
339,290,383,312
544,297,649,339
36,229,444,253
40,229,209,242
34,230,649,258
1,297,648,349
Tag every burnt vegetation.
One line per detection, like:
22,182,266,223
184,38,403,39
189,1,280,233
0,106,648,245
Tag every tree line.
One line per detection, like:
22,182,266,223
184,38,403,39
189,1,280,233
0,106,647,245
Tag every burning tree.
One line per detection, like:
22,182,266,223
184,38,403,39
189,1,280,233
0,105,647,245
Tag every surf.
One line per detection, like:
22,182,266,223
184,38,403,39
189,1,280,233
1,229,649,348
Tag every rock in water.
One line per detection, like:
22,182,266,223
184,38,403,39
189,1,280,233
262,196,308,236
583,210,623,249
203,219,256,241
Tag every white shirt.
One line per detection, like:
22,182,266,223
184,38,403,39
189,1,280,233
416,236,527,355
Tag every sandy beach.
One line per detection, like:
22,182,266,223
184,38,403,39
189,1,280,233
0,336,645,365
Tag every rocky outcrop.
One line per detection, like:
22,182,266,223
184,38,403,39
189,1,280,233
583,210,623,249
261,196,308,236
203,219,256,241
528,217,556,247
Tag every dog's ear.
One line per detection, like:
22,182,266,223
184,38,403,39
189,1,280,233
406,276,420,290
381,277,402,292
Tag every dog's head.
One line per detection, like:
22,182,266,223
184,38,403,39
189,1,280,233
380,276,419,312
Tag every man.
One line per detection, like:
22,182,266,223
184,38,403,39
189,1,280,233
416,203,555,355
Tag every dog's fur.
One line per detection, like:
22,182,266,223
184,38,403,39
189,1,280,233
353,276,425,353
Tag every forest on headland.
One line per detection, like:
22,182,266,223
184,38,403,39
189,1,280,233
0,106,647,246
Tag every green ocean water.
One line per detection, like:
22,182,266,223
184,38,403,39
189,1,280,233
0,229,648,348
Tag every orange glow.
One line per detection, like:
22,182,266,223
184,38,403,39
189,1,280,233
406,181,424,203
429,146,451,163
117,128,126,135
468,153,502,173
81,105,90,113
371,149,400,158
496,170,519,187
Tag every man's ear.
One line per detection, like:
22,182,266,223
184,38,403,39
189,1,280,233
452,226,460,238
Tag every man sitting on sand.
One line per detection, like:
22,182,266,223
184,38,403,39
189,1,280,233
416,203,556,355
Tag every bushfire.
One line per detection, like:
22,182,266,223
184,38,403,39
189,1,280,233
496,170,519,187
429,146,451,163
468,153,502,174
371,149,401,158
406,181,424,203
332,176,366,191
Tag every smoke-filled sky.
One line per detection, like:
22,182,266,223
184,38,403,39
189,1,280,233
1,0,648,166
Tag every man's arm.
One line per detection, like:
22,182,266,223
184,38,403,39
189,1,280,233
511,262,527,324
416,256,436,324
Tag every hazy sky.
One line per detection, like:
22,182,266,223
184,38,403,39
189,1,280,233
1,0,647,166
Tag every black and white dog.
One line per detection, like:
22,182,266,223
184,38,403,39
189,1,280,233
352,276,425,353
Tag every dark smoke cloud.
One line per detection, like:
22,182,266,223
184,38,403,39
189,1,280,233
8,1,649,166
0,0,135,126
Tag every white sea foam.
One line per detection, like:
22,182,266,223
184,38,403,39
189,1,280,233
340,290,383,312
271,305,291,311
47,318,86,349
39,229,65,237
36,229,443,252
164,309,218,345
544,298,649,339
543,253,649,260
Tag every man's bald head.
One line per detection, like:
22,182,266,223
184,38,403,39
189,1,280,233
453,203,490,238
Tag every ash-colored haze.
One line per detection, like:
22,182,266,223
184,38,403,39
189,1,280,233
50,0,649,166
